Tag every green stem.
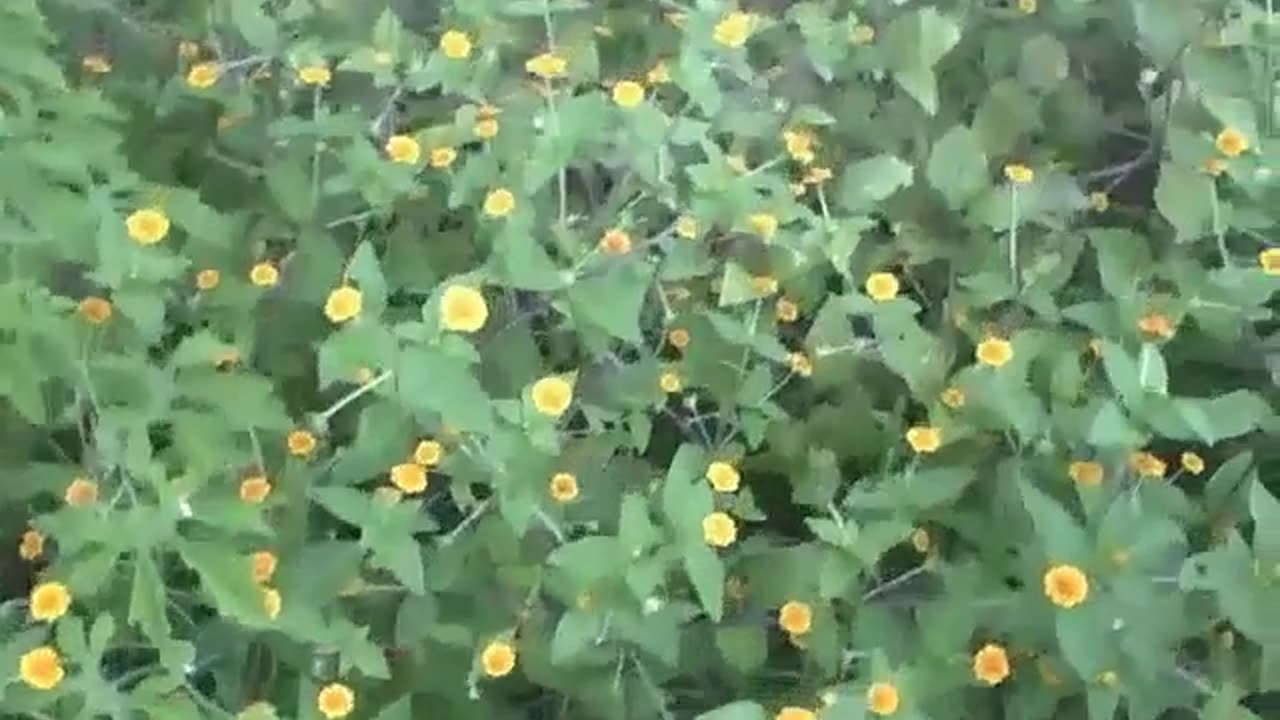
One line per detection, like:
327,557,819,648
315,370,393,424
310,86,322,212
1009,185,1020,292
1210,179,1229,267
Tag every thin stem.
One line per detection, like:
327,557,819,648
1210,180,1229,267
631,654,675,720
316,370,393,423
440,499,492,545
310,86,322,211
1008,185,1020,293
816,184,832,228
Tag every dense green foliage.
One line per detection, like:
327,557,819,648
1,1,1279,719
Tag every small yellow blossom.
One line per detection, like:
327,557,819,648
484,188,516,217
390,463,428,494
126,208,171,245
705,461,741,493
481,640,517,677
439,30,473,60
658,371,683,393
316,683,355,719
669,328,691,349
612,80,645,108
782,129,816,164
385,135,421,165
1068,460,1104,486
440,285,488,333
261,587,281,619
600,228,633,254
702,511,738,547
287,429,317,457
1017,0,1037,14
973,643,1011,686
29,582,71,622
776,708,816,720
866,682,900,716
803,166,833,184
749,213,779,240
1203,157,1228,176
1180,451,1206,475
675,216,698,239
713,11,755,48
240,476,272,503
187,62,221,89
778,600,812,636
196,269,221,291
475,117,499,139
850,24,876,45
1137,312,1176,340
647,61,671,84
905,426,942,454
549,472,579,502
65,477,98,506
941,387,965,409
1088,191,1109,212
297,65,332,86
788,352,813,377
82,54,112,74
1215,127,1249,157
525,52,567,79
413,440,444,467
19,646,64,690
1129,451,1167,479
18,529,43,561
78,296,113,325
324,286,362,323
975,337,1014,368
911,527,930,553
750,275,779,295
1004,163,1034,184
1260,248,1280,275
865,272,899,302
1043,565,1089,608
775,297,799,322
531,376,574,417
250,262,279,287
251,551,278,584
429,146,457,168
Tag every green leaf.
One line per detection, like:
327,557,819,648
548,536,625,587
696,701,768,720
1173,391,1271,445
567,263,653,343
490,231,566,292
1249,479,1280,567
178,541,266,622
619,493,660,556
715,625,767,674
927,125,988,209
882,8,961,114
1020,482,1090,561
1087,229,1150,299
1019,34,1070,90
1154,163,1212,242
836,155,914,212
1087,400,1145,447
683,542,725,622
661,444,713,539
128,553,170,649
229,1,279,51
347,241,388,319
397,347,494,434
550,609,600,665
368,535,425,596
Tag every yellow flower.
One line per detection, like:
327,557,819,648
297,65,332,86
776,708,816,720
1068,460,1104,487
82,54,112,74
973,643,1011,686
19,529,44,561
316,682,355,719
749,213,779,240
237,702,277,720
429,146,457,169
251,551,277,584
549,472,579,502
481,640,517,677
703,511,738,547
324,286,362,323
195,269,221,291
287,429,317,457
1098,670,1118,687
29,582,71,622
1203,156,1228,176
531,376,574,417
1129,451,1167,479
658,371,683,394
775,297,799,323
261,587,281,619
612,80,645,108
1180,451,1205,475
803,166,833,184
1017,0,1037,13
1215,127,1249,157
713,11,755,48
385,135,421,165
1088,191,1110,212
940,387,965,409
1043,564,1089,608
672,216,697,239
668,328,691,349
600,228,633,254
866,682,900,716
186,62,221,89
525,52,567,79
413,440,444,467
1004,163,1034,184
78,296,113,325
864,272,899,302
905,426,942,454
782,129,816,164
788,352,813,377
240,476,272,503
1137,312,1176,340
126,208,170,245
778,600,812,636
647,60,671,84
975,337,1014,368
706,461,741,493
440,285,489,333
727,154,749,174
19,646,64,690
1257,247,1280,275
750,275,779,295
474,117,499,139
390,463,428,494
850,24,876,45
484,188,516,217
439,30,473,59
911,527,930,553
65,477,98,506
249,262,279,287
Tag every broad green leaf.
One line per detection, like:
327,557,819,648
178,541,266,622
1154,163,1212,242
695,700,768,720
1087,229,1150,299
836,155,914,212
1249,479,1280,567
1020,34,1070,90
397,347,494,434
661,444,713,538
128,553,170,648
230,0,279,50
927,125,988,209
567,263,653,343
714,625,767,674
1020,482,1090,561
550,610,601,665
683,542,725,622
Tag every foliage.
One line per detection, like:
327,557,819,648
1,1,1279,719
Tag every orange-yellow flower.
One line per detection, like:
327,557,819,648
612,80,645,108
195,269,221,291
18,529,44,561
324,286,362,323
390,463,428,494
778,600,812,636
973,643,1011,685
647,60,671,84
675,216,698,240
776,708,816,720
297,65,332,86
1137,312,1176,340
1260,248,1280,276
865,272,899,302
976,337,1014,368
186,62,221,89
261,587,281,619
19,646,64,690
385,135,421,165
705,461,740,493
251,551,278,584
600,228,633,254
1129,451,1167,479
29,582,71,622
481,640,517,677
126,208,170,245
1215,127,1249,157
1181,451,1205,475
531,376,573,417
240,475,272,503
65,477,98,506
525,52,567,79
78,296,113,325
782,129,816,164
287,429,317,457
1017,0,1037,14
549,472,579,502
413,440,444,467
775,297,799,322
866,682,900,716
316,682,355,719
668,328,691,349
439,30,473,59
850,24,876,45
911,527,930,553
1043,564,1089,608
1088,191,1110,212
474,117,499,139
713,11,755,48
429,146,457,169
788,352,813,377
250,262,279,287
940,387,965,409
749,213,779,240
440,285,489,333
1068,460,1104,487
1004,163,1034,185
484,188,516,217
905,426,942,454
658,371,682,393
702,511,737,547
82,54,112,74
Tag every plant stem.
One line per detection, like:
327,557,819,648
1210,179,1229,267
1008,185,1020,293
315,370,393,424
310,86,322,211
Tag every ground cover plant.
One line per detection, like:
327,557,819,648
1,0,1279,719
